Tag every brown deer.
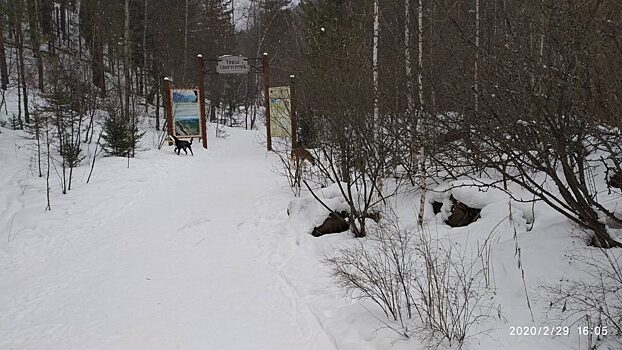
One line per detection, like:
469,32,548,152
290,147,316,165
290,147,315,191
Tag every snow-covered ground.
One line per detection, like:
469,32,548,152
0,122,408,349
1,120,620,349
0,125,326,349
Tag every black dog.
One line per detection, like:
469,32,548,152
171,135,193,155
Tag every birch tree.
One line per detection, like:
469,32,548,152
474,0,479,113
142,0,148,112
416,0,425,226
372,0,379,126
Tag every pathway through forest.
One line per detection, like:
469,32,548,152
0,128,336,349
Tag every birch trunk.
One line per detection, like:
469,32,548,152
416,0,425,226
372,0,379,125
417,0,423,112
143,0,148,112
538,0,545,94
474,0,479,113
372,0,383,201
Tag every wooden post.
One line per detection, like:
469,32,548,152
290,74,297,149
263,53,272,151
197,54,208,149
163,77,174,145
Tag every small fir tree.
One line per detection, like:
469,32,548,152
101,115,144,157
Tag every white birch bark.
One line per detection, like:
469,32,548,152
417,0,423,112
538,0,544,94
373,0,380,125
474,0,479,113
416,0,426,226
373,0,382,197
143,0,148,112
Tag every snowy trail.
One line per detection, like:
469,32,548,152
0,129,336,349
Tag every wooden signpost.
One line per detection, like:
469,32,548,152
163,56,208,150
163,77,174,144
217,55,250,75
163,52,291,153
197,54,208,149
263,53,272,151
290,74,297,149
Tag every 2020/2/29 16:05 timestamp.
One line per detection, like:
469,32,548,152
509,326,608,336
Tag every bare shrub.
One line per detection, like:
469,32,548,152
542,246,622,349
324,216,497,346
324,218,415,332
414,229,497,347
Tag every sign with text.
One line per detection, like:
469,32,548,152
217,55,249,74
269,86,291,138
171,89,201,138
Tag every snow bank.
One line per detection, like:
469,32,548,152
287,183,351,235
430,179,534,228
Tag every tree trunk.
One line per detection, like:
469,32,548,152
417,0,423,113
474,0,479,114
155,76,160,130
54,7,60,43
16,28,30,124
91,1,105,96
40,0,53,52
0,13,8,90
77,0,82,58
143,0,148,112
15,42,23,128
60,0,67,40
404,0,413,117
27,0,44,91
372,0,379,125
183,0,188,84
124,0,131,120
45,119,51,210
416,0,425,226
590,221,622,248
92,31,105,95
35,114,42,176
